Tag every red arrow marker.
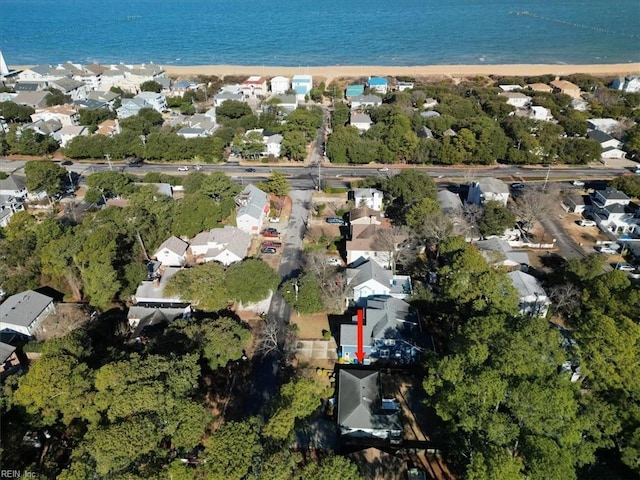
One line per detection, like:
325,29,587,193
356,308,365,364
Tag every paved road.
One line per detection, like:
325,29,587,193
243,190,312,416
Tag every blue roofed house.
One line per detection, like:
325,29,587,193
340,296,421,365
235,184,270,234
345,259,412,306
337,367,402,445
292,74,313,101
368,77,388,95
0,290,55,337
345,84,365,99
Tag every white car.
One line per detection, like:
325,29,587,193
177,166,190,171
615,263,636,272
269,217,281,223
378,167,389,172
572,180,585,186
578,219,596,227
327,258,342,266
597,246,618,255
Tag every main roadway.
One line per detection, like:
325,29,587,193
0,157,629,191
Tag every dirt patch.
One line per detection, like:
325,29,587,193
559,212,609,249
291,312,330,339
34,303,92,341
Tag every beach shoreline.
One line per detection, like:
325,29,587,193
156,63,640,82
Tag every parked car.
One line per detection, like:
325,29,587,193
261,241,282,248
378,167,389,172
245,167,256,173
177,166,189,171
61,160,73,166
261,228,279,237
596,246,618,255
127,158,143,167
615,263,636,272
194,165,203,170
572,180,585,186
578,219,596,227
327,258,342,266
261,247,277,254
511,182,525,189
269,217,281,223
325,217,345,225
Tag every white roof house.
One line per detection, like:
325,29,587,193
507,271,551,318
270,76,291,95
0,290,55,337
133,267,185,305
189,226,251,266
350,112,372,132
529,105,554,121
351,188,384,211
235,184,270,234
499,91,531,108
153,236,189,267
467,177,510,206
242,76,268,97
587,118,622,135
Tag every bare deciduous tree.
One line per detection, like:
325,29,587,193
548,282,582,317
371,226,408,274
511,187,559,234
304,252,350,312
255,319,280,356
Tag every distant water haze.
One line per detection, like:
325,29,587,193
2,0,639,66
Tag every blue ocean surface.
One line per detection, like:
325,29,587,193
1,0,639,66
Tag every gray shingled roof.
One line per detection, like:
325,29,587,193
507,271,547,299
0,341,16,363
0,175,26,193
337,369,401,432
0,290,53,330
155,236,188,257
475,237,530,266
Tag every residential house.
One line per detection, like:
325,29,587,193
339,296,420,365
218,84,243,95
244,128,283,157
550,79,582,99
350,95,382,110
116,98,151,119
610,75,640,93
368,77,388,95
527,83,553,93
349,207,382,226
0,50,18,82
345,84,365,99
0,290,55,337
14,82,46,92
153,236,189,267
270,76,290,95
31,105,79,126
213,91,245,107
561,194,587,214
86,90,120,109
499,84,524,92
189,226,251,266
529,106,554,122
420,110,440,119
351,188,384,211
417,126,434,139
95,119,121,137
436,190,463,214
337,368,402,444
337,368,402,443
587,118,622,135
176,127,210,139
105,63,165,94
423,98,438,109
235,184,270,234
167,79,199,96
499,91,531,108
133,266,186,306
22,118,63,137
590,188,638,234
475,237,530,269
13,91,50,108
73,98,109,110
16,64,61,83
242,76,268,97
49,77,88,101
588,130,625,159
55,125,89,147
346,223,406,269
397,81,414,91
0,175,28,199
175,112,218,138
507,271,551,318
350,112,372,132
267,94,298,114
127,306,189,337
0,194,24,228
134,92,168,112
346,259,412,306
467,177,509,206
0,341,24,379
291,74,313,100
571,98,589,112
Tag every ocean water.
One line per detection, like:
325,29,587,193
1,0,639,66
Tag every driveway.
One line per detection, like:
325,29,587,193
243,190,312,415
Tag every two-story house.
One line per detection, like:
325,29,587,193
590,188,638,234
345,259,412,306
153,236,189,267
235,184,270,234
350,94,382,110
507,270,551,318
466,177,510,206
350,188,384,211
0,290,55,337
270,76,290,95
189,226,251,266
242,76,268,97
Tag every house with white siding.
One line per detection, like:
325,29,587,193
0,290,55,337
153,236,189,267
235,184,270,234
189,226,251,266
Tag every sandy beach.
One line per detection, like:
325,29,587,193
159,63,640,82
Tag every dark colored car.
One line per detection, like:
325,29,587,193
245,167,256,172
261,247,277,254
261,228,279,237
128,158,144,167
511,182,525,189
325,217,345,224
61,160,73,166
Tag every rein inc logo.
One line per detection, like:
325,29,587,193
0,472,37,478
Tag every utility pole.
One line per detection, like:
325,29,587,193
543,163,551,191
317,159,321,191
105,153,112,171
